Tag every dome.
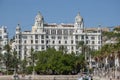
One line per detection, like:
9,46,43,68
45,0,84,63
35,11,43,22
16,24,21,30
75,12,83,23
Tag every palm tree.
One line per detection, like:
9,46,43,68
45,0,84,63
29,48,35,75
20,59,27,74
0,52,3,73
3,44,12,75
12,50,19,74
116,40,120,67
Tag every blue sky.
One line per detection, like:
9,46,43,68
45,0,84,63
0,0,120,38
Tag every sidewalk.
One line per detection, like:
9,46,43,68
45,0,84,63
93,76,119,80
93,76,109,80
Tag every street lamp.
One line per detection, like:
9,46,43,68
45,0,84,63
30,48,35,77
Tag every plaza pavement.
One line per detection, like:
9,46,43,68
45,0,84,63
0,74,119,80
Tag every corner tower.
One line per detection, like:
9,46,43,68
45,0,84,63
74,12,84,33
16,24,21,34
32,11,44,32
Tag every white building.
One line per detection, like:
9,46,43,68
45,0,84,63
0,26,8,72
14,12,102,60
0,26,8,51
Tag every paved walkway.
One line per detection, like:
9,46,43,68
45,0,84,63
0,75,120,80
93,75,120,80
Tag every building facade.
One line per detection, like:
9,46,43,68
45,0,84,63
0,26,8,51
15,12,102,60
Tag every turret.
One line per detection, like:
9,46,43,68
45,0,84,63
16,24,21,34
74,12,84,32
34,11,44,32
74,13,84,33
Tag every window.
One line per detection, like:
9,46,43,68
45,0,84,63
29,62,32,66
98,36,101,40
91,36,95,40
86,36,88,39
58,36,62,39
45,29,50,34
31,40,33,44
76,41,78,44
59,41,61,44
64,36,68,39
57,29,62,35
4,29,6,33
46,35,48,38
15,35,17,39
0,36,2,39
98,41,101,44
51,29,56,34
52,41,55,44
19,35,21,39
92,41,95,44
4,35,8,38
35,35,38,39
70,30,73,35
19,45,21,49
41,35,44,39
65,41,67,44
35,46,38,49
41,46,44,50
24,51,27,59
81,35,84,39
46,40,49,44
22,35,27,39
46,46,49,48
75,35,78,39
35,40,38,44
31,36,33,39
51,36,55,39
24,46,27,50
71,46,74,50
15,40,17,43
63,30,68,35
41,40,44,44
86,40,89,44
24,40,26,43
19,40,21,43
71,40,73,44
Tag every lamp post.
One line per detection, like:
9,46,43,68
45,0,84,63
0,61,2,74
30,48,35,78
32,55,35,76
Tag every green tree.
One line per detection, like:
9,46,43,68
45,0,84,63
0,52,3,72
0,52,3,62
28,48,36,74
34,48,85,75
20,59,27,74
3,44,13,75
4,44,11,53
59,45,68,54
3,51,13,74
